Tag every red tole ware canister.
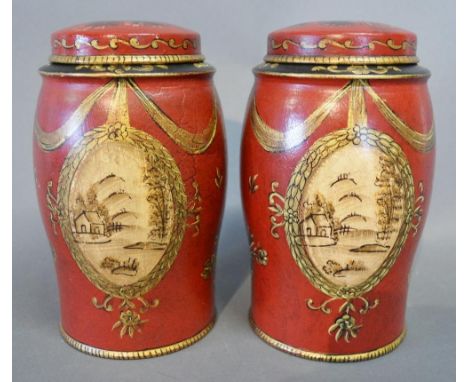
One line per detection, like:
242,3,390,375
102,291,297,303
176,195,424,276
33,22,226,359
241,22,434,361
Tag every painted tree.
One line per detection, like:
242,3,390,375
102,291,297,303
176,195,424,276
96,203,111,230
143,155,172,242
87,185,112,226
375,155,403,240
86,187,98,210
318,193,339,240
74,194,86,217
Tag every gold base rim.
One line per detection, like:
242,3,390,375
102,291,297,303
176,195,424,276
60,319,215,360
249,316,406,362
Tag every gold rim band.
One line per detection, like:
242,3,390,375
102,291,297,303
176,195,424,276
60,319,215,359
264,55,419,65
249,316,406,362
50,54,205,65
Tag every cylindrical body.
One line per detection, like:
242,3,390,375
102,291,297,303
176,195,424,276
33,22,226,359
241,22,434,361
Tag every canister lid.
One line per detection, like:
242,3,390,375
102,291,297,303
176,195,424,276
265,21,418,65
50,21,204,65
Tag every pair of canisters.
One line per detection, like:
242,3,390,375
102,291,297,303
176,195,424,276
34,21,434,361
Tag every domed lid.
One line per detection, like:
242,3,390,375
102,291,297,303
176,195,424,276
50,21,204,64
265,21,418,65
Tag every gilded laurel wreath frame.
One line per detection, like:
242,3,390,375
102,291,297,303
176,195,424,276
284,127,415,299
57,124,187,300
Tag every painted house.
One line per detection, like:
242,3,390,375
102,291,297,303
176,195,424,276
74,211,106,235
302,213,333,238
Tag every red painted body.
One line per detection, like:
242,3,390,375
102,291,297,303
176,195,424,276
241,22,434,357
33,22,226,354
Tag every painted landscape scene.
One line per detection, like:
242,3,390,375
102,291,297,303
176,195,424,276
68,141,174,286
297,144,406,287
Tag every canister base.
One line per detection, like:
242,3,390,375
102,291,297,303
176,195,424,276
249,315,406,362
59,319,215,360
